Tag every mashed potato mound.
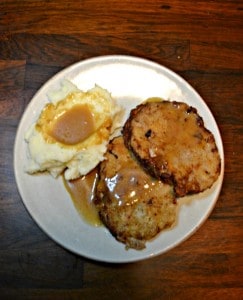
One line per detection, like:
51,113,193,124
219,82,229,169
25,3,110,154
25,81,123,180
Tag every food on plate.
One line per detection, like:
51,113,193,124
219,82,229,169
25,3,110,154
123,100,221,197
94,136,177,250
24,79,221,251
25,82,123,180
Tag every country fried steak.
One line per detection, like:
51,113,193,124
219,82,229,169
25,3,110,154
94,136,177,250
123,100,221,197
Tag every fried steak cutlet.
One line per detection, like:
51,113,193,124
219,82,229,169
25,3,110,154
123,100,221,197
94,136,177,250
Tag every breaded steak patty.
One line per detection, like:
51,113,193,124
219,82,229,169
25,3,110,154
123,101,221,197
95,136,177,250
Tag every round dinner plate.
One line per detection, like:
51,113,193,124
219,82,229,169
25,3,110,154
14,55,224,263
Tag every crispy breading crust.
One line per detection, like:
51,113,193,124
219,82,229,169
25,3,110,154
123,101,221,197
94,136,177,250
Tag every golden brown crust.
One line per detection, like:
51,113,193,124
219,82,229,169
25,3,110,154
95,136,177,250
123,101,221,197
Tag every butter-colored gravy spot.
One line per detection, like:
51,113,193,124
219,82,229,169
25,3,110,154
51,104,94,145
63,168,102,226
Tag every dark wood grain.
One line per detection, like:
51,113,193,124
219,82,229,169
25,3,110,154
0,0,242,299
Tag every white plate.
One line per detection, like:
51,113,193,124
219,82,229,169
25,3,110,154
14,55,224,263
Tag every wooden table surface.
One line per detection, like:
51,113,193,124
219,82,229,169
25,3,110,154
0,1,242,299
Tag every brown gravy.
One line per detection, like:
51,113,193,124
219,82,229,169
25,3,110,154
63,168,102,226
51,104,94,145
104,167,160,207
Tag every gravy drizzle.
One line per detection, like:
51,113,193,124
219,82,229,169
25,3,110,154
63,168,102,226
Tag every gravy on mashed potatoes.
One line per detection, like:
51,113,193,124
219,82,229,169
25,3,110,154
25,81,123,180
